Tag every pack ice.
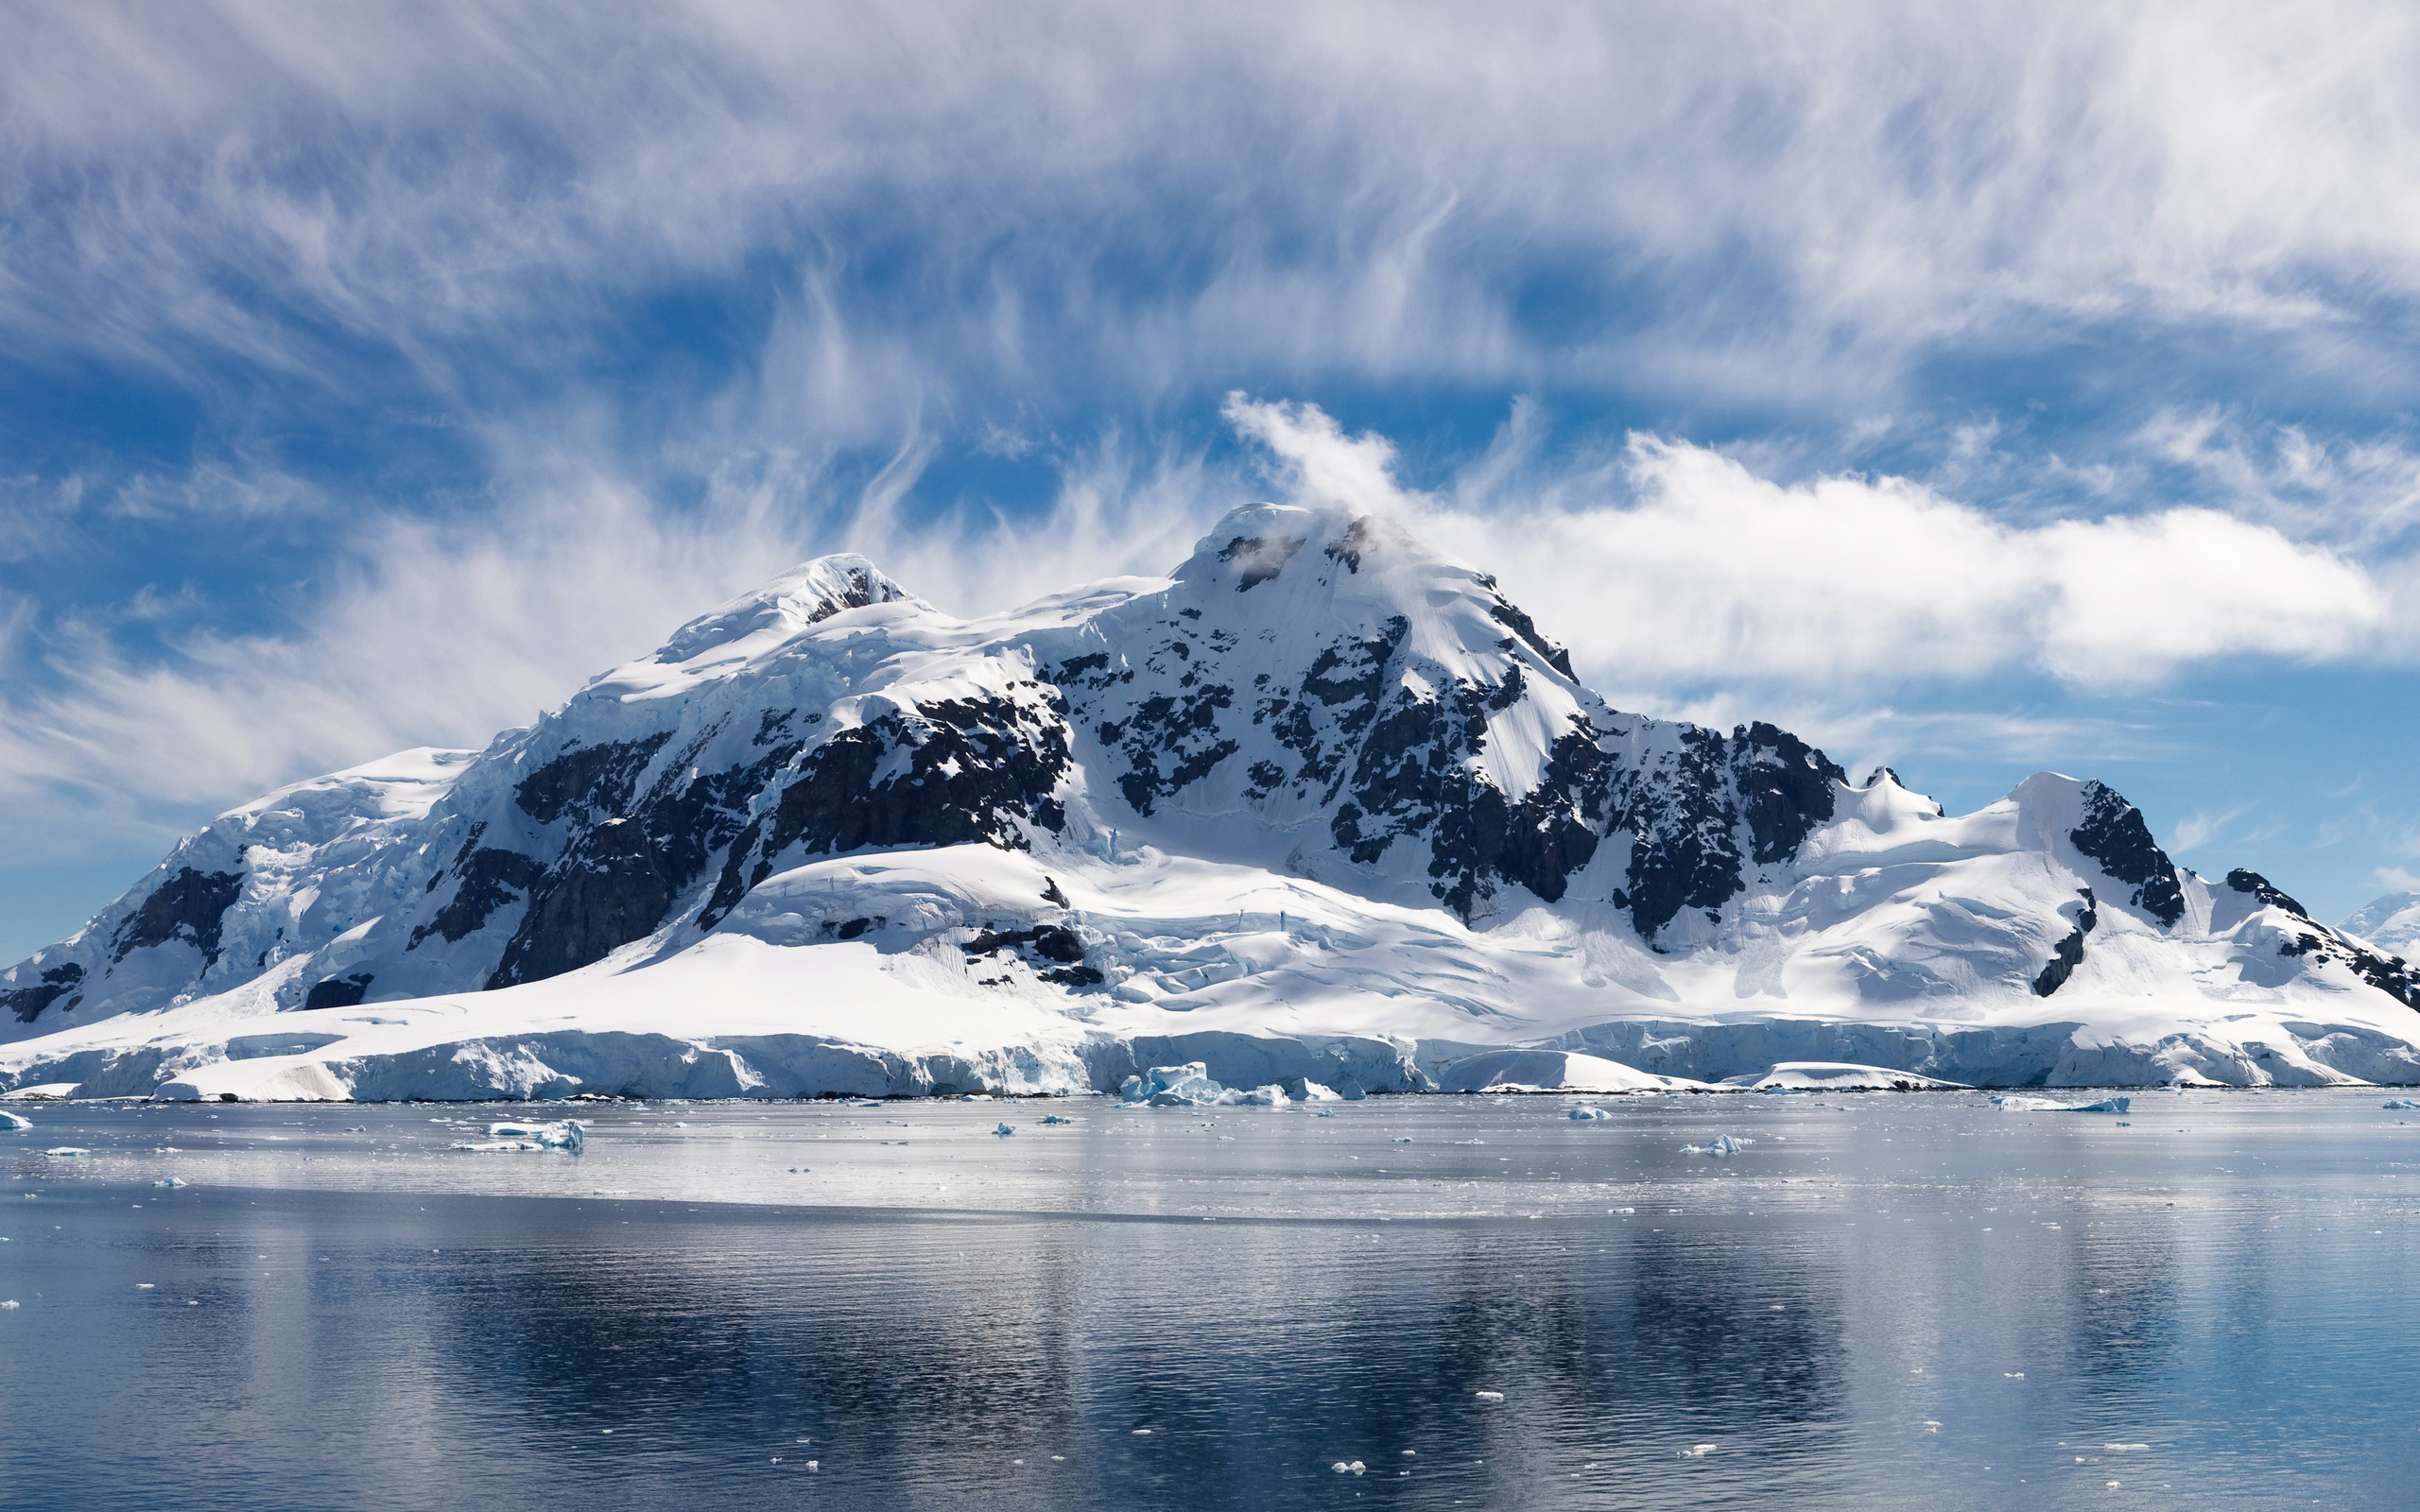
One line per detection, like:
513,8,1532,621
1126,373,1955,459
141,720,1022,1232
5,505,2420,1101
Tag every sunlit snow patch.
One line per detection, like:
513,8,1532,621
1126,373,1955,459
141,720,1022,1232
1438,1049,1703,1093
1745,1062,1969,1092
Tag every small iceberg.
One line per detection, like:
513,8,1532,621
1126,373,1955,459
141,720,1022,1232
452,1119,585,1152
1992,1096,2131,1114
1473,1390,1505,1403
1567,1106,1611,1121
993,1122,1016,1137
44,1146,91,1157
1039,1113,1075,1125
152,1177,188,1189
1116,1063,1304,1108
2387,1100,2420,1110
1681,1135,1753,1156
0,1111,31,1130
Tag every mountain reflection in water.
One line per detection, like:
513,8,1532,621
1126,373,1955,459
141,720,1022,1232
0,1090,2409,1508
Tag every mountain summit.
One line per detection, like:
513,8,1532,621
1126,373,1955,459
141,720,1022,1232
7,505,2417,1098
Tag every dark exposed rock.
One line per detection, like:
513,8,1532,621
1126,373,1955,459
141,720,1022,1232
512,733,673,827
1730,723,1846,866
2226,868,2308,919
111,868,245,967
695,689,1074,936
961,924,1085,963
4,963,83,1023
2034,889,2099,996
2069,781,2186,927
303,973,373,1011
409,847,544,948
1216,534,1307,590
1484,594,1577,679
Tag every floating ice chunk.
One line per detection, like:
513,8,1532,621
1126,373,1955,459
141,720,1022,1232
1992,1096,2130,1114
1040,1114,1075,1125
994,1123,1016,1137
0,1300,16,1309
453,1119,585,1152
0,1111,30,1130
1453,1139,1485,1145
44,1147,90,1157
2105,1443,2148,1452
153,1177,188,1189
1681,1135,1752,1156
1209,1084,1288,1107
1682,1444,1716,1456
1567,1107,1611,1121
1473,1390,1504,1403
1120,1062,1231,1108
2387,1100,2420,1110
1331,1461,1366,1474
1314,1110,1338,1117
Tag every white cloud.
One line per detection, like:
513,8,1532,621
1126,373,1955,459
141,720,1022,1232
1227,396,2396,692
0,416,1234,866
10,2,2420,406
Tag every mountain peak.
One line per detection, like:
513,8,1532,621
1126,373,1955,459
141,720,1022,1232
652,554,918,666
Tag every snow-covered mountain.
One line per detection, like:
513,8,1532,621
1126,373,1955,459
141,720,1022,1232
2342,892,2420,957
7,504,2419,1099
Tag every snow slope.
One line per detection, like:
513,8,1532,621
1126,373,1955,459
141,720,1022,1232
2343,892,2420,956
6,505,2418,1098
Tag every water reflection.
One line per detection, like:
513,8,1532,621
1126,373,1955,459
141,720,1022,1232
3,1091,2417,1507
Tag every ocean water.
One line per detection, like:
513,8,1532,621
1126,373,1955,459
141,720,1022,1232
2,1088,2414,1508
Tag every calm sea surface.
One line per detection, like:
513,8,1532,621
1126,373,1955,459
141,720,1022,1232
2,1088,2414,1508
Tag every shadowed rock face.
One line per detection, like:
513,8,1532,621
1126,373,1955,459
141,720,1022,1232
2071,781,2185,926
111,868,246,967
3,963,82,1023
2033,889,2099,996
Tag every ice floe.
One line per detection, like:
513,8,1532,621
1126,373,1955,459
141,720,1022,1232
1991,1095,2131,1113
1681,1135,1753,1156
451,1119,585,1152
0,1110,29,1129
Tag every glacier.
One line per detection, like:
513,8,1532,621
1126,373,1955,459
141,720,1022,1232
5,502,2420,1099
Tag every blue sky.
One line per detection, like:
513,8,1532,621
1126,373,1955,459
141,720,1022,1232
8,0,2420,962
